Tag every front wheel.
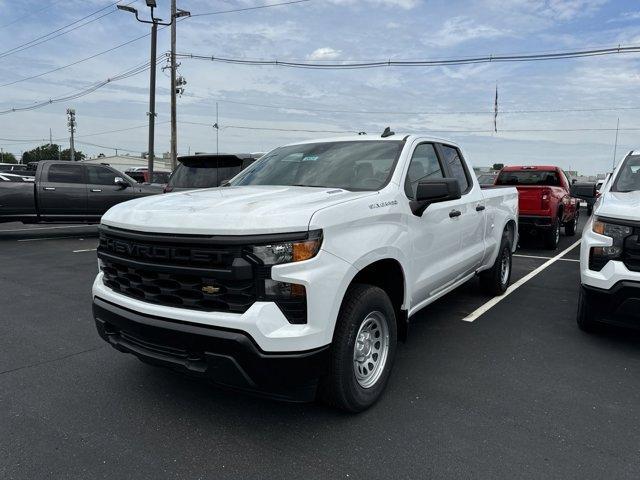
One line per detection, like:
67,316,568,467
480,231,513,295
319,284,397,412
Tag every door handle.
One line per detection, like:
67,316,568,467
43,187,55,191
476,205,486,212
91,189,102,192
449,209,462,218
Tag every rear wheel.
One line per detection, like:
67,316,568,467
577,287,599,333
320,284,397,412
480,230,513,295
544,217,561,250
565,210,578,236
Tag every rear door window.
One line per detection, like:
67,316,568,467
47,164,85,184
440,145,470,193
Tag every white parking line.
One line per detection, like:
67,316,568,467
1,225,96,232
514,254,580,263
73,248,97,253
462,239,582,322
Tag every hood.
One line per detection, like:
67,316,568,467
596,190,640,223
102,185,375,235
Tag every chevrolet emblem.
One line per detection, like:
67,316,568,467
202,285,220,294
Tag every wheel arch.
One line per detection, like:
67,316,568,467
342,258,409,342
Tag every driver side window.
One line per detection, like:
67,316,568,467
404,143,444,199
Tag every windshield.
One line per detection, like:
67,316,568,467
496,170,561,186
612,155,640,192
230,141,402,190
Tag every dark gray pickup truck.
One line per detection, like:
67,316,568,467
0,161,162,224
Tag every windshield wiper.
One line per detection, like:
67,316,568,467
291,184,334,188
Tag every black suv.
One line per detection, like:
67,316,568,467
164,154,259,193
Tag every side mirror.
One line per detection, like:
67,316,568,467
411,178,462,216
570,182,596,200
114,177,129,189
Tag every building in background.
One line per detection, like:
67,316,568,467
81,153,172,173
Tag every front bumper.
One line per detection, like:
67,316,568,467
93,297,330,401
581,282,640,327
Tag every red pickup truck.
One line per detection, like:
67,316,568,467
495,165,579,249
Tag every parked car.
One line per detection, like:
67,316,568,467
0,173,33,182
92,133,518,412
573,151,640,331
495,165,579,249
0,163,28,173
0,160,162,224
124,168,171,185
163,154,259,193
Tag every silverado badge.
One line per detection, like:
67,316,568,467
202,285,220,294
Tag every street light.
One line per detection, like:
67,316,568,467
116,2,178,178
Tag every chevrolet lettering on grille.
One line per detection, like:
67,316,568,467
102,237,219,264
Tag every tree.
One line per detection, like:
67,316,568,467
492,163,504,171
61,148,85,161
0,152,17,163
22,144,60,163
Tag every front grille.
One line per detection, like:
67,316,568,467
101,258,256,312
97,225,309,323
98,226,258,314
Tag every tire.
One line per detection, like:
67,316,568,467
565,211,578,236
544,217,560,250
576,287,599,333
320,284,397,412
480,230,513,295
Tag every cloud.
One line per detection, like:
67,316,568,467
307,47,343,60
483,0,609,22
425,17,508,47
607,11,640,23
327,0,420,10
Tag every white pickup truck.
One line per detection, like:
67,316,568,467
574,150,640,332
92,133,518,411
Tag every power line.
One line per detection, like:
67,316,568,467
0,32,161,88
186,95,640,116
0,2,60,29
190,0,312,17
179,120,358,134
177,44,640,69
0,57,162,116
0,1,123,59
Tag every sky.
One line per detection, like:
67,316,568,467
1,0,640,174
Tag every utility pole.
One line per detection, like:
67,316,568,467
148,20,157,177
170,0,178,170
67,108,76,161
612,117,620,170
117,1,189,176
215,102,219,155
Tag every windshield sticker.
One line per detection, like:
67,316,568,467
302,156,319,162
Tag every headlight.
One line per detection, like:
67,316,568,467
252,231,322,265
590,219,633,270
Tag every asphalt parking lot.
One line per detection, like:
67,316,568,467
1,217,639,479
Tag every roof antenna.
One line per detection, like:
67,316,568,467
381,127,394,138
